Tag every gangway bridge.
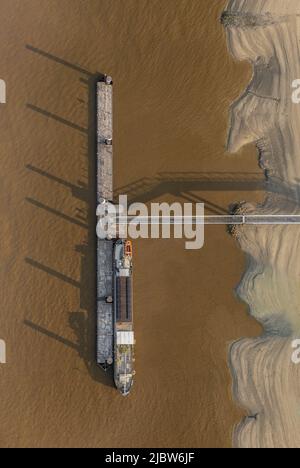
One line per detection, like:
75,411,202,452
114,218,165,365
114,215,300,225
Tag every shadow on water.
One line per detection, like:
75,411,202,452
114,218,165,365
26,44,94,77
25,197,88,229
27,104,88,134
25,257,81,288
75,73,115,386
114,172,266,207
23,46,266,389
25,164,88,203
24,45,113,388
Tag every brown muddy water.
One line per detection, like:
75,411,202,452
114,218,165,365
0,0,262,448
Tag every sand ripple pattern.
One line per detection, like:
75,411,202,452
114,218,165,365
224,0,300,448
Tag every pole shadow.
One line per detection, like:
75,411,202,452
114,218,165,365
26,104,88,134
25,164,88,203
26,44,94,77
24,59,113,386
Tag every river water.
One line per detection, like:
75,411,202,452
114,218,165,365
0,0,262,447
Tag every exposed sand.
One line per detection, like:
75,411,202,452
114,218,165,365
0,0,262,448
224,0,300,448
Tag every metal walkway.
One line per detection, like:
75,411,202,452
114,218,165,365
115,215,300,225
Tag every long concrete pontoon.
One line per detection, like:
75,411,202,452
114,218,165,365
96,76,114,370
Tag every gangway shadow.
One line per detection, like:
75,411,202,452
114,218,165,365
114,172,266,208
